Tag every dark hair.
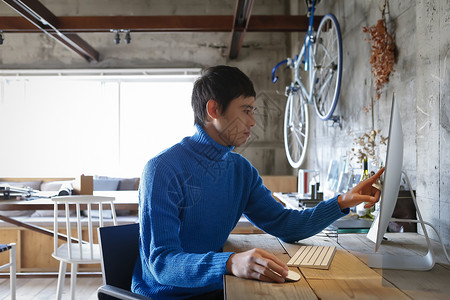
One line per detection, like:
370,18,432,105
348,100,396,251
191,65,256,127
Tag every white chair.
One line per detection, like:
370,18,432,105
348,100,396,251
51,195,117,300
0,243,16,300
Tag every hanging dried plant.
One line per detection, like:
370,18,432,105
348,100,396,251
363,1,395,100
348,129,388,168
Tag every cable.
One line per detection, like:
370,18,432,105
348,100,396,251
397,171,450,264
391,217,450,264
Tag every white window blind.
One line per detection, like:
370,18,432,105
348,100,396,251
0,69,200,177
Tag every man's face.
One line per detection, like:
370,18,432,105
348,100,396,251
215,95,256,147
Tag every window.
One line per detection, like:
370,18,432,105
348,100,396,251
0,69,200,177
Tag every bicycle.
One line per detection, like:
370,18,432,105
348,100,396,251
271,0,343,168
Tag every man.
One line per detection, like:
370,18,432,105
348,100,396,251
132,65,383,299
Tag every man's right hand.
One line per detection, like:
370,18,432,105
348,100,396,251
338,167,385,210
226,248,289,283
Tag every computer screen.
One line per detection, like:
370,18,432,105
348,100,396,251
367,95,435,271
366,94,403,251
365,94,435,270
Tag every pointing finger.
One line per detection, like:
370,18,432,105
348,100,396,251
368,167,385,183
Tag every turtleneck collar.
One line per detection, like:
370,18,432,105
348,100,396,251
187,124,235,161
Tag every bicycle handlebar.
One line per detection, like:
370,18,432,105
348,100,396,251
271,59,288,83
271,56,299,83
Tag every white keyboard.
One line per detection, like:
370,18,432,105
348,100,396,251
287,245,336,269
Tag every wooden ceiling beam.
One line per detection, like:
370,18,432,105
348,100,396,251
228,0,254,59
2,0,99,62
0,15,320,33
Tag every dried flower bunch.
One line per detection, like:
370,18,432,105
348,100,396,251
349,129,388,167
363,2,395,100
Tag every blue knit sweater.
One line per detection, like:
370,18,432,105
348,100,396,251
131,125,348,299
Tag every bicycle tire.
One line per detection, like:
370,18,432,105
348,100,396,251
312,14,343,121
284,90,309,168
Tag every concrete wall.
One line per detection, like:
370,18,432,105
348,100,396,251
0,0,448,245
297,0,449,246
415,0,449,247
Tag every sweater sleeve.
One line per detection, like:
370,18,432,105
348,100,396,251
243,167,349,243
138,158,233,288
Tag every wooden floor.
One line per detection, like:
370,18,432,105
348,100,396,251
0,276,103,300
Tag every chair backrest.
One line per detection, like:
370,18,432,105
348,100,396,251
98,223,140,291
0,243,15,271
52,195,117,261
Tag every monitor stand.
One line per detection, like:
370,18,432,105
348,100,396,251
367,171,436,271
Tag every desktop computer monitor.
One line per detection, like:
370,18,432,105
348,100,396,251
366,94,435,270
366,94,403,251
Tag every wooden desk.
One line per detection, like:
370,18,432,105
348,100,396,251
223,233,450,300
0,190,139,211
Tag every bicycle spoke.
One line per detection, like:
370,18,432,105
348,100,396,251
317,71,334,96
292,131,305,148
290,110,306,151
289,136,304,155
291,131,304,150
288,119,306,141
293,126,307,139
316,46,336,68
317,74,334,113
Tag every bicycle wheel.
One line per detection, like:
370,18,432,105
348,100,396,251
312,14,343,121
284,90,309,168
